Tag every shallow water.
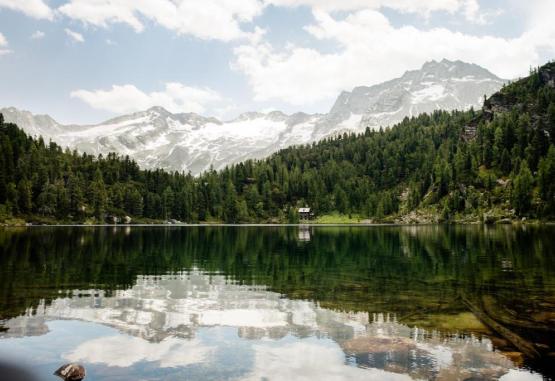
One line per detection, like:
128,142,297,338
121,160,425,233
0,225,554,380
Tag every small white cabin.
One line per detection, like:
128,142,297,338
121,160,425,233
298,207,313,220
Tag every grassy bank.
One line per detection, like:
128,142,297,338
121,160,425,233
311,213,368,224
1,213,547,227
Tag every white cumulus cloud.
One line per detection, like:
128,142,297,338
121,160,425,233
233,3,555,106
58,0,265,41
0,32,11,55
64,28,84,43
71,83,225,115
265,0,483,20
65,335,213,368
247,340,413,381
30,30,45,40
0,0,53,19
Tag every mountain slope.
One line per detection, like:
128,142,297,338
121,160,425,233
1,61,554,226
1,59,504,175
331,59,503,129
0,107,68,137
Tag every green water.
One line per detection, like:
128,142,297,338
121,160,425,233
0,225,554,380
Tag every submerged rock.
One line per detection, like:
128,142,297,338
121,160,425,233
53,364,85,381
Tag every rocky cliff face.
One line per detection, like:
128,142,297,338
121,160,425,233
539,63,555,88
483,62,555,121
333,59,504,130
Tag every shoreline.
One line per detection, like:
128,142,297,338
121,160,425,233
1,221,553,228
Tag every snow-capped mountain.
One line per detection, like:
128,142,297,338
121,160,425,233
332,59,504,129
1,59,504,175
0,107,69,137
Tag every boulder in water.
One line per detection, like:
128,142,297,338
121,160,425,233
53,364,85,381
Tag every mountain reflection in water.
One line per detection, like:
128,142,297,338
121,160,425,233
0,226,553,380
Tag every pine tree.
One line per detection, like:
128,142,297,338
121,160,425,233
1,135,14,181
55,179,70,217
237,200,249,222
548,103,555,145
91,168,108,220
162,186,174,219
516,114,531,155
287,206,299,223
223,180,239,223
67,173,85,218
512,160,534,216
125,186,144,217
17,179,33,213
6,182,18,213
526,121,549,171
0,153,6,204
145,192,162,219
538,146,555,215
334,185,349,213
36,182,58,216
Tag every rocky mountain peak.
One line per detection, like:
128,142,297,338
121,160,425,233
146,105,172,116
330,59,504,130
409,59,500,82
2,59,506,175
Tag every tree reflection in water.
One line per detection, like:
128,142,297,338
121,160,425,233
0,226,554,380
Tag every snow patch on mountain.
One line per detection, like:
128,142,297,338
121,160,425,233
411,84,446,104
1,59,505,175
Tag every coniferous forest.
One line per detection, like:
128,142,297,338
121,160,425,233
1,62,555,224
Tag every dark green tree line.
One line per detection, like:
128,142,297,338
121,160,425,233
1,62,555,223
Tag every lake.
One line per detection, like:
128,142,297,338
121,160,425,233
0,225,554,380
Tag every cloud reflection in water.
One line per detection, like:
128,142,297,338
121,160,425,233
0,270,544,380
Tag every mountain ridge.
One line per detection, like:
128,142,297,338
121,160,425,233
1,60,554,227
1,59,505,175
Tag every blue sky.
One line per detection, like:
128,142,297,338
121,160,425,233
0,0,554,124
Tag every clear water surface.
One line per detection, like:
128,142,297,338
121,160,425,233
0,225,554,380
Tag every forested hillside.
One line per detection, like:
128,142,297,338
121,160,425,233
1,62,555,224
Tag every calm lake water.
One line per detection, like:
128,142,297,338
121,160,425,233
0,226,554,381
